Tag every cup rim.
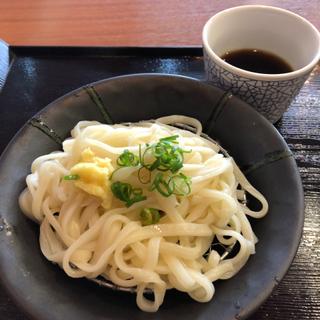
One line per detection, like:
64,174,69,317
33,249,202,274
202,5,320,81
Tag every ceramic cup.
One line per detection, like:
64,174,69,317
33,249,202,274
202,5,320,123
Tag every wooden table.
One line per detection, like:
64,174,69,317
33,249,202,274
0,1,319,320
0,0,319,46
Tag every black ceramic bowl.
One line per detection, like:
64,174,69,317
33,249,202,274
0,74,304,320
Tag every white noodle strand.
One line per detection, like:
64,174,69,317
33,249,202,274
19,116,268,312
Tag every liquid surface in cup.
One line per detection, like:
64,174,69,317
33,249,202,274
221,49,293,74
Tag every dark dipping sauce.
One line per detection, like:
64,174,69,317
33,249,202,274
220,49,293,74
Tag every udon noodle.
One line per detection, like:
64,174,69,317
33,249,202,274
19,115,268,312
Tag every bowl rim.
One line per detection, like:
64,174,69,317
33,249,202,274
0,73,304,320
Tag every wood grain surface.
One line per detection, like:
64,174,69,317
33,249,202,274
0,0,319,46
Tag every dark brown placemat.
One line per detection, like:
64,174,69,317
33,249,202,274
0,45,319,320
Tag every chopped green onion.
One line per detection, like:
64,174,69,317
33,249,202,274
150,173,173,197
169,173,192,196
112,135,192,203
140,145,155,170
138,167,151,184
159,135,179,143
63,174,80,181
150,172,191,197
140,135,189,174
140,208,161,226
117,149,139,167
111,181,146,207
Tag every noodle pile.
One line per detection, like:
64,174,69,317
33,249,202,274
19,116,268,312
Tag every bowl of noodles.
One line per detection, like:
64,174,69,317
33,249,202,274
0,74,303,320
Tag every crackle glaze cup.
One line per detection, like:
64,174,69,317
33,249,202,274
202,5,320,123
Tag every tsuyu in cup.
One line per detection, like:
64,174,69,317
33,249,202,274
202,5,320,123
